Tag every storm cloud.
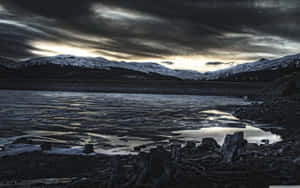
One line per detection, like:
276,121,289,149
0,0,299,71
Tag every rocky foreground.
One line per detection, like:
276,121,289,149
0,131,300,188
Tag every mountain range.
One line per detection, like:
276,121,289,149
0,54,299,81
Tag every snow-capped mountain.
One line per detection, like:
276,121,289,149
204,54,300,80
20,55,205,80
0,53,299,80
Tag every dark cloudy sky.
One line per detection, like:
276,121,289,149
0,0,299,71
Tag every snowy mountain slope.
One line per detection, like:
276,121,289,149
1,53,299,80
21,55,205,80
204,54,300,80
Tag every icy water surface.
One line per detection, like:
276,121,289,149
0,90,281,154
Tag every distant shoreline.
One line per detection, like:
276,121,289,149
0,79,266,97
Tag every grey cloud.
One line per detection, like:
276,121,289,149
0,0,299,66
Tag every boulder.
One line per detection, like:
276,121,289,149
200,137,220,151
170,144,181,161
181,141,197,154
147,146,171,187
133,146,172,186
185,141,197,149
108,155,122,188
261,139,270,145
221,132,247,163
148,146,171,177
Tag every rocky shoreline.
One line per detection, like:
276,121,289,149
0,131,299,188
235,95,299,138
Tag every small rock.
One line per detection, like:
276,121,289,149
200,137,220,151
170,144,181,161
83,144,94,154
134,146,142,152
261,139,270,145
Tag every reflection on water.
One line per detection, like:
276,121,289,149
174,110,281,145
0,90,281,154
174,111,281,145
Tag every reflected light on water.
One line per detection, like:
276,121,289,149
174,125,282,145
201,110,239,120
175,110,281,145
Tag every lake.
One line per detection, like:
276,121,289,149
0,90,281,155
